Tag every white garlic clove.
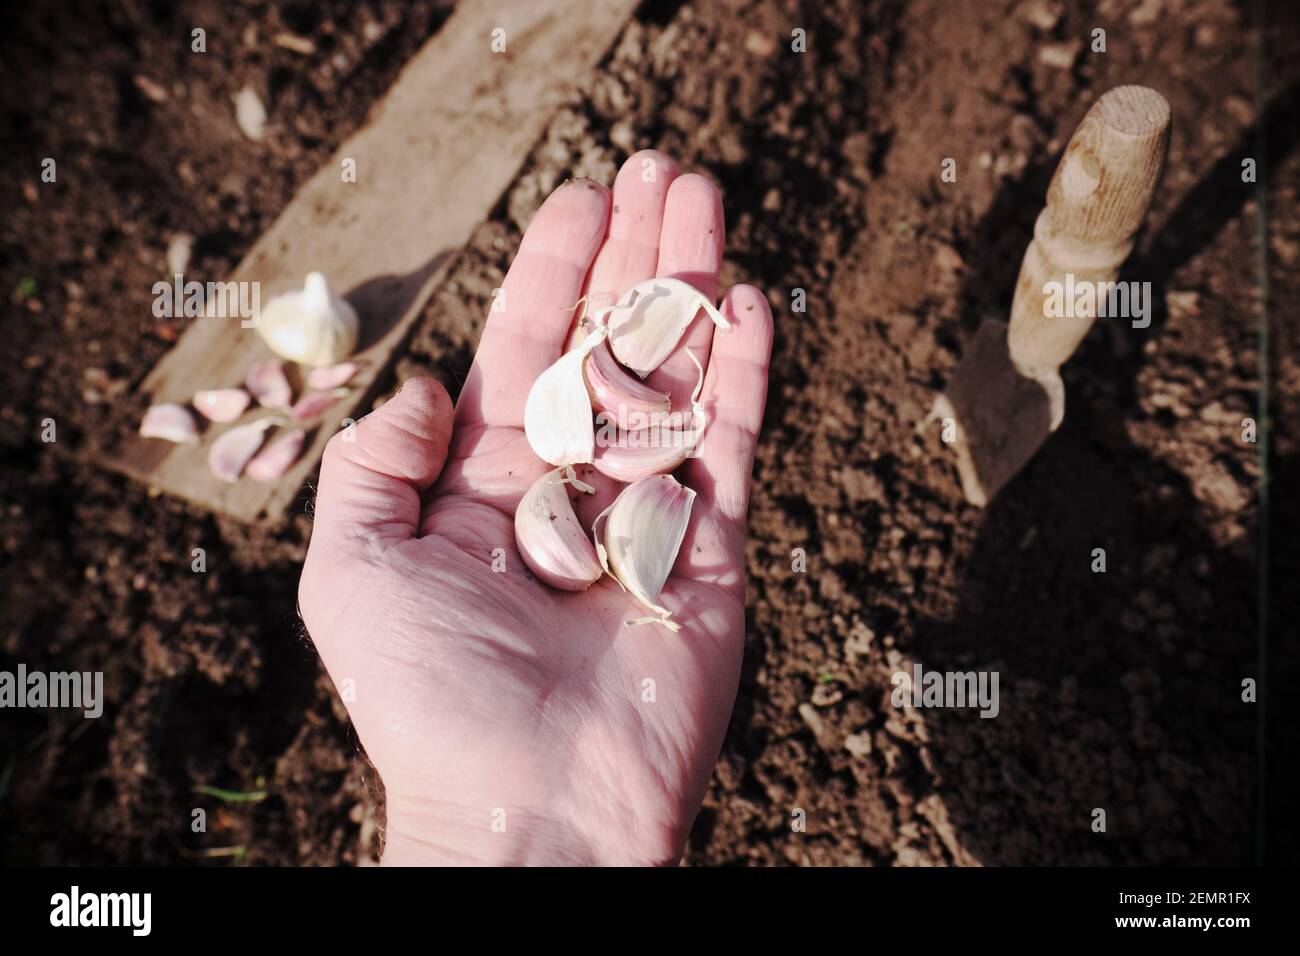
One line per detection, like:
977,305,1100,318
306,360,364,391
245,427,305,481
584,338,671,430
246,359,293,410
166,233,194,277
208,418,277,483
603,277,730,378
192,388,251,423
234,85,267,141
592,474,696,630
290,388,348,422
140,403,200,444
523,327,608,466
257,272,360,368
514,467,603,591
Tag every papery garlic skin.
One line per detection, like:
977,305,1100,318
593,474,696,630
603,277,730,378
208,418,277,483
257,272,359,367
523,327,608,466
515,467,603,591
140,403,200,444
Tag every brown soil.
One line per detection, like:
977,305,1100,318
2,0,1296,865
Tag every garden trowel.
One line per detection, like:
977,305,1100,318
931,84,1171,506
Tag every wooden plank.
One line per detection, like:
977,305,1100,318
104,0,640,522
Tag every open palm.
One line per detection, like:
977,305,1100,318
299,151,774,865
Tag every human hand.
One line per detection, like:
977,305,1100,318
299,150,774,865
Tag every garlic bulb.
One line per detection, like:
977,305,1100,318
593,474,696,631
514,467,603,590
256,272,359,368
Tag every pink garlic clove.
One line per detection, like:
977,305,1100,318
245,427,306,481
584,340,672,431
192,388,251,423
140,403,200,444
514,467,603,591
208,418,277,482
592,427,698,482
306,361,364,391
290,388,348,422
246,359,293,410
592,345,710,481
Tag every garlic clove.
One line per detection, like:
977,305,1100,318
208,418,277,483
592,474,696,630
256,272,359,368
234,85,267,141
603,277,730,378
523,326,608,466
290,388,348,422
514,466,603,591
592,428,696,482
166,233,194,277
140,403,200,444
584,338,671,430
245,427,305,481
592,345,707,481
246,359,293,410
306,360,364,391
192,387,251,423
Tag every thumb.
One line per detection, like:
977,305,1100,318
307,376,453,555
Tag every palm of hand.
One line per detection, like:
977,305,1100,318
300,151,773,865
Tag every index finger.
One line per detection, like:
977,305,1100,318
455,178,610,429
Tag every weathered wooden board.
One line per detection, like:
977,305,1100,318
104,0,640,522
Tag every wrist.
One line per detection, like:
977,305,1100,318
381,797,681,866
382,799,602,866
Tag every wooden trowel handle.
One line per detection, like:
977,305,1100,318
1007,85,1171,372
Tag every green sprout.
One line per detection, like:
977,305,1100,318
193,784,268,804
